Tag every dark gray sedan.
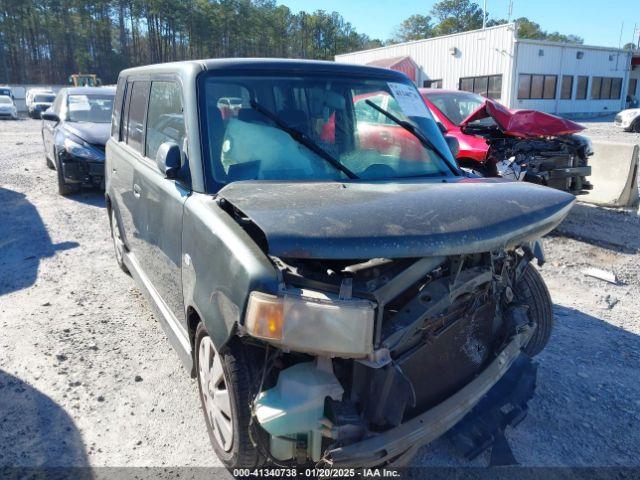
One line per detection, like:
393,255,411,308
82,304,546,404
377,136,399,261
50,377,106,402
41,86,115,195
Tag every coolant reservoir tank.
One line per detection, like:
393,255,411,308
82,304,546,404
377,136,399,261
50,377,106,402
254,361,343,437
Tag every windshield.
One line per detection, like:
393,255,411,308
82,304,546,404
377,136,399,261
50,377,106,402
67,94,114,123
0,89,11,97
0,96,12,105
425,91,493,126
35,94,55,103
200,73,456,189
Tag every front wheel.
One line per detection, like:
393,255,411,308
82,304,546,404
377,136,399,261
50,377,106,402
516,264,554,357
195,325,262,469
55,156,79,196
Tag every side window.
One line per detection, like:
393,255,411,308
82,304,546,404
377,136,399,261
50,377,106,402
111,78,126,139
145,81,185,161
125,81,150,154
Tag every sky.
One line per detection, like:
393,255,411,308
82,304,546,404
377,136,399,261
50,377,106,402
276,0,640,48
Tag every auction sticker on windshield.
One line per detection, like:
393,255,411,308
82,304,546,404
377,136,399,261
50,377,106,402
388,82,430,117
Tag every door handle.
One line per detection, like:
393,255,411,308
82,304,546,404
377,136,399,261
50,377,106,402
133,183,141,198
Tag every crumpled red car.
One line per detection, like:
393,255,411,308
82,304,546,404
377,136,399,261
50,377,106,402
421,89,592,193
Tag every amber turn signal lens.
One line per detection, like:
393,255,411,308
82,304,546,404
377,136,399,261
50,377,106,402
245,292,284,340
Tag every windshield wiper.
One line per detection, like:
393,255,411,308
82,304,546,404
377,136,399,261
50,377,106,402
364,99,459,175
250,100,357,179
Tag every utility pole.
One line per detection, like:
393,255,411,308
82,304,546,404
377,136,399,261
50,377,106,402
483,0,487,29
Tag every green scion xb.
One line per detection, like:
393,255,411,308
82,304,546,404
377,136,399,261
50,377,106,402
106,58,574,468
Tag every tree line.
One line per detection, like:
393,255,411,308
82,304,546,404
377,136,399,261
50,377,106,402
0,0,383,84
391,0,585,45
0,0,592,86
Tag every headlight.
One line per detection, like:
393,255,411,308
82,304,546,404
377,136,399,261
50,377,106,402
245,290,375,358
64,138,103,161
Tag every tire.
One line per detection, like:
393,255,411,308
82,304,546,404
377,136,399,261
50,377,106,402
55,155,79,196
109,208,129,274
195,324,262,469
45,154,55,170
632,119,640,133
516,264,554,357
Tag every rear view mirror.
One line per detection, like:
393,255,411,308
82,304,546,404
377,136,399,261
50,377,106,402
156,142,181,179
41,109,60,123
444,135,459,158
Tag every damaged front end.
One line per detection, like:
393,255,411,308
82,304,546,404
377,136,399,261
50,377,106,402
217,180,573,467
460,99,593,194
247,251,538,466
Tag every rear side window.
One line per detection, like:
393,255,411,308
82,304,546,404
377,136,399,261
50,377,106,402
124,81,150,154
111,78,126,139
145,81,185,161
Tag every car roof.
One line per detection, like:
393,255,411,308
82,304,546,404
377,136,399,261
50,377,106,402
120,58,409,82
63,86,116,95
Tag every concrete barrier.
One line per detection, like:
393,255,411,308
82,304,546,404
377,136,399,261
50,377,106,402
579,141,639,208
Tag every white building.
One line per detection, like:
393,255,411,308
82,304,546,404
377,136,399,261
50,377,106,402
335,23,638,116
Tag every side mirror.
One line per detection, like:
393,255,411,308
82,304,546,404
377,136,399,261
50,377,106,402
444,135,459,158
436,121,447,134
41,109,60,123
156,142,181,179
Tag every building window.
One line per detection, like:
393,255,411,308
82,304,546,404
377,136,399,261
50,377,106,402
488,75,501,99
611,78,622,99
459,74,502,99
576,76,588,99
560,75,573,99
423,79,442,88
543,75,557,99
591,76,623,99
629,78,638,98
518,74,557,99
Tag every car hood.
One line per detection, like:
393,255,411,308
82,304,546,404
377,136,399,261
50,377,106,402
460,99,584,138
218,179,575,259
64,122,111,146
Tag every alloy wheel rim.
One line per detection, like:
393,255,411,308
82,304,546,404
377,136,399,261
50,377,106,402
198,336,234,452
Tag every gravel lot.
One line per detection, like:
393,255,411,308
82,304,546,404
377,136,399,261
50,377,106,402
1,117,638,473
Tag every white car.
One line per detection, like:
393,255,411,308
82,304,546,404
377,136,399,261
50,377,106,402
26,89,56,118
614,108,640,132
0,95,18,120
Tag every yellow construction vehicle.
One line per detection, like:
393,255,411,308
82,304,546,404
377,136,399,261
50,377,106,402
68,73,101,87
